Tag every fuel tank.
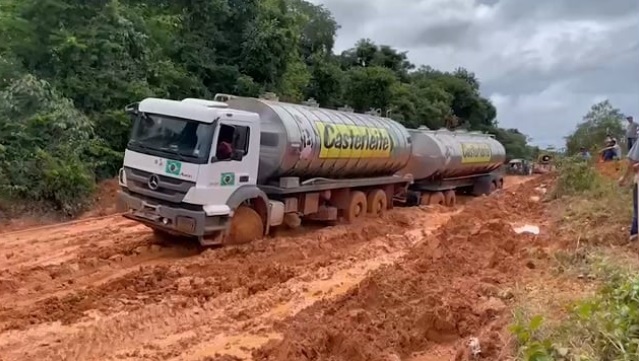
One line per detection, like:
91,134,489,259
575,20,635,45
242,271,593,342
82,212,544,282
401,127,506,180
225,97,413,183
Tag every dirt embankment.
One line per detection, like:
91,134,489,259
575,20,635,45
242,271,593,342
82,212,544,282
0,175,539,361
0,178,120,234
595,161,623,180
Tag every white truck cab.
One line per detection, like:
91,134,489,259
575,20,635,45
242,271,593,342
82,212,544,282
117,97,270,245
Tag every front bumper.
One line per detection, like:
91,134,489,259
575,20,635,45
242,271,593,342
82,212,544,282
116,190,228,237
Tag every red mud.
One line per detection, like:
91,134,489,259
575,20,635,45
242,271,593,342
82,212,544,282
0,175,543,361
595,161,623,180
0,178,120,233
81,178,121,218
254,177,552,361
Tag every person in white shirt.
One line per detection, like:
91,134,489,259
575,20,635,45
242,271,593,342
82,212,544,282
619,141,639,241
612,138,622,159
627,116,638,152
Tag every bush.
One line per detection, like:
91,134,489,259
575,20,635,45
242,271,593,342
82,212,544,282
572,274,639,360
0,74,99,215
510,314,559,360
551,157,604,198
511,279,639,361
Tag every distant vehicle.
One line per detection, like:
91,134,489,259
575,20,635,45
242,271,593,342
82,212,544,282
506,159,534,176
534,154,555,174
116,94,506,246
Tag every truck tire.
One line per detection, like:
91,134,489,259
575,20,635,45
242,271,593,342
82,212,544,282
367,189,387,216
429,192,445,206
490,182,497,194
444,190,456,207
226,206,264,244
344,191,367,223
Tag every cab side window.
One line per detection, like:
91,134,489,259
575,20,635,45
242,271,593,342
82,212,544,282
215,124,250,161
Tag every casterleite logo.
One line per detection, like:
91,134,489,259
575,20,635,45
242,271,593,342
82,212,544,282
147,174,160,190
165,160,182,175
460,143,492,164
314,122,394,159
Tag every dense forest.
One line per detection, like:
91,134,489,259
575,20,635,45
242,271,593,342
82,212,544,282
0,0,534,216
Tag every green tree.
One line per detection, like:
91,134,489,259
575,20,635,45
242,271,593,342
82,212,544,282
491,128,534,160
0,0,534,217
565,100,626,155
0,75,100,215
343,66,398,113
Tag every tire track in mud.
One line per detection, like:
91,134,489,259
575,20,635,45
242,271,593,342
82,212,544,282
253,176,552,361
0,176,536,361
0,207,445,360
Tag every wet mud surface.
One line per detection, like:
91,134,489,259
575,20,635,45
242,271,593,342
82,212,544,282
0,175,537,360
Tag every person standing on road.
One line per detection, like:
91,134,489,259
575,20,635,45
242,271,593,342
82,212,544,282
627,116,638,152
618,141,639,241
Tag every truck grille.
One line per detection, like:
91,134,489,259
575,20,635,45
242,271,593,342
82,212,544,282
124,167,195,203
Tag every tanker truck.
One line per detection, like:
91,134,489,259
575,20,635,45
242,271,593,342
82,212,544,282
116,94,505,246
402,128,505,207
116,95,414,246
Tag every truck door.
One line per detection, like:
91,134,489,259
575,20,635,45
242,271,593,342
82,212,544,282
200,122,255,210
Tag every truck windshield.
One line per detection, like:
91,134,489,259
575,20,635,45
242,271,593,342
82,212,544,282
127,112,214,164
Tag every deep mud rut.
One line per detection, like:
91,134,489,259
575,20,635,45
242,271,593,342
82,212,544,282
0,175,536,361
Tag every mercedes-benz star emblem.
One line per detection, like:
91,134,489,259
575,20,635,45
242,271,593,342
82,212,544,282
148,174,160,190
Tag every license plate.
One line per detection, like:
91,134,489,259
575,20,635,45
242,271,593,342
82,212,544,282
176,217,195,232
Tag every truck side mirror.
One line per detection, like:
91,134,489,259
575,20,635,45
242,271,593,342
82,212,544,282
230,150,244,161
124,102,139,115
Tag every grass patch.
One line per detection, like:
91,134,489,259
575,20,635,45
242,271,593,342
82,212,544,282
511,257,638,361
549,157,604,199
511,159,639,360
552,158,631,247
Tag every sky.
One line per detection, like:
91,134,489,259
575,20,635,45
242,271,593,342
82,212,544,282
308,0,639,148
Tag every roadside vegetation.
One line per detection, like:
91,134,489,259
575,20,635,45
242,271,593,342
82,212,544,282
511,153,639,361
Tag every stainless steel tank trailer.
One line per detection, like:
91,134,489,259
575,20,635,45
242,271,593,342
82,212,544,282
116,94,506,246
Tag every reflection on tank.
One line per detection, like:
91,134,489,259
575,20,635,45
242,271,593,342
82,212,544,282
225,97,506,185
225,97,412,183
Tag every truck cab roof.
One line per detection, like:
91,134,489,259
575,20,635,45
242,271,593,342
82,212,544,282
181,98,229,108
137,97,258,124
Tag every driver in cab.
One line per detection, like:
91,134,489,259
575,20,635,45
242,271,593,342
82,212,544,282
217,140,233,160
216,125,235,160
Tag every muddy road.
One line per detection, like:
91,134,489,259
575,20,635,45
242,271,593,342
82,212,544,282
0,175,535,361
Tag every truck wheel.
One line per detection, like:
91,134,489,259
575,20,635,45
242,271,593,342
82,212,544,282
444,190,456,207
489,182,497,194
420,193,431,206
367,189,387,216
344,191,367,223
226,206,264,244
429,192,445,206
